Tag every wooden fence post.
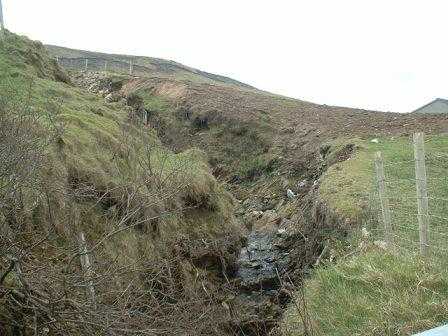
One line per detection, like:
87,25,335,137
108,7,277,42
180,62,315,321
104,60,108,72
85,58,88,71
143,109,149,125
413,132,430,257
0,0,5,40
375,151,393,248
78,231,96,308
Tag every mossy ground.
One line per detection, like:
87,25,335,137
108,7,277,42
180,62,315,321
131,84,279,183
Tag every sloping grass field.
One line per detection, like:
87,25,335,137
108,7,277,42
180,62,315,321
283,135,448,335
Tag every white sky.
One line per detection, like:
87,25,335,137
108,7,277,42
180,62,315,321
3,0,448,112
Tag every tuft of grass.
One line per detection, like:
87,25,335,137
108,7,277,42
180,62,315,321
238,154,277,180
318,137,376,219
138,90,171,112
0,30,69,83
282,250,448,336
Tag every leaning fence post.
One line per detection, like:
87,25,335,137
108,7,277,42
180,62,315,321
375,151,393,248
85,58,88,71
413,132,430,257
78,231,96,308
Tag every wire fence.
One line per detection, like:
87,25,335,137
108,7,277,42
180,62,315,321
56,57,154,77
373,132,448,261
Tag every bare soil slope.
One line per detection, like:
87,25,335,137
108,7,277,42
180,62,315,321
120,76,448,181
142,77,448,136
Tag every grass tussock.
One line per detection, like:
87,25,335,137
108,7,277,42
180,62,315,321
282,250,448,336
1,31,237,241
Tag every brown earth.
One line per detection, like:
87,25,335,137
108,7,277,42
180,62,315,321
124,77,448,137
120,77,448,184
48,43,448,148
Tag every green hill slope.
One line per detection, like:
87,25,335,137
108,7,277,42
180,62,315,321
281,136,448,336
0,31,243,335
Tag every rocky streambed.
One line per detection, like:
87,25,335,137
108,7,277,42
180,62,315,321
237,227,291,290
231,214,304,335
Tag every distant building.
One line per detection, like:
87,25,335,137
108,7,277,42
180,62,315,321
413,98,448,114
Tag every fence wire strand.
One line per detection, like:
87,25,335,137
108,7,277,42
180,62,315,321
373,133,448,258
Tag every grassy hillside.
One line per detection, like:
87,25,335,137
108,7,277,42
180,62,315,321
47,42,448,203
0,31,243,335
115,74,448,196
1,31,238,238
51,42,448,335
282,135,448,335
4,30,448,336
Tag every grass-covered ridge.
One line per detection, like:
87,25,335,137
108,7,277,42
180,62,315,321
0,30,238,240
123,83,279,183
283,134,448,335
0,31,244,335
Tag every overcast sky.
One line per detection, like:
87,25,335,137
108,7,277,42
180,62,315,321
3,0,448,112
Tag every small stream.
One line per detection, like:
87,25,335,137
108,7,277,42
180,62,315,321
237,230,290,290
232,220,300,335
